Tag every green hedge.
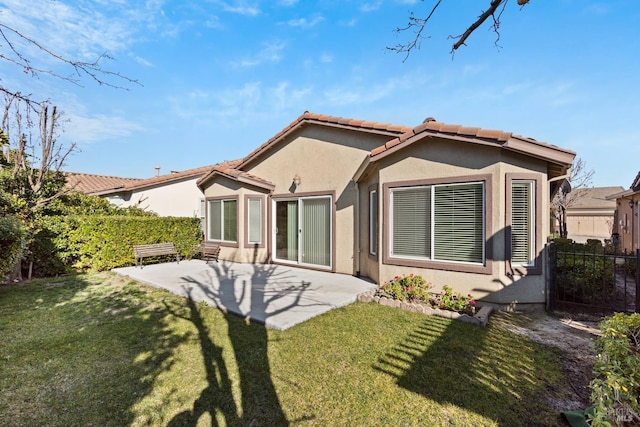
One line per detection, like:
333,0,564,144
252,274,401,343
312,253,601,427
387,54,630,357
589,313,640,426
33,215,202,273
0,216,26,279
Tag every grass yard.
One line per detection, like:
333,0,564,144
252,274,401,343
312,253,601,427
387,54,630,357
0,273,571,426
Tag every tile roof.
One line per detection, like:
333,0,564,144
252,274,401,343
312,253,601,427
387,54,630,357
119,164,219,193
197,159,274,190
64,172,142,194
239,111,413,169
368,118,575,167
568,187,625,209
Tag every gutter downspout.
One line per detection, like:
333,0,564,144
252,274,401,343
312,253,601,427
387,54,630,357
354,180,360,277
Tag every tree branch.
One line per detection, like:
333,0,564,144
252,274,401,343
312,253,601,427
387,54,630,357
0,22,141,105
388,0,531,59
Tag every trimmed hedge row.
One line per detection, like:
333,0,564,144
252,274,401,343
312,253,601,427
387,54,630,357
33,215,202,273
590,313,640,426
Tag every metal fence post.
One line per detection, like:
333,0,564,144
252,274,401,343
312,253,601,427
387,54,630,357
636,249,640,313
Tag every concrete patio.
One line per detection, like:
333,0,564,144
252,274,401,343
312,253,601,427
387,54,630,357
112,259,376,330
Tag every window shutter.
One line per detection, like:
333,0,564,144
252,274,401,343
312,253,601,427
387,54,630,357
511,182,532,264
392,188,431,258
434,183,484,263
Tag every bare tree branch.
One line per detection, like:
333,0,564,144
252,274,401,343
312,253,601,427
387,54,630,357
388,0,531,59
0,21,141,106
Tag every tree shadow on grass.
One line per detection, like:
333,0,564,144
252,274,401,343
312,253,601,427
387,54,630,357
167,262,321,426
374,316,565,426
0,273,190,427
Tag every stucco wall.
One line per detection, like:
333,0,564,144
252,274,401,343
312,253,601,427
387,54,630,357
118,176,204,217
203,126,391,274
366,138,550,307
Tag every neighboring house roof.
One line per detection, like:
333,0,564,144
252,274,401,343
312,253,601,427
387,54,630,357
90,164,221,196
567,186,624,210
64,172,142,194
606,171,640,200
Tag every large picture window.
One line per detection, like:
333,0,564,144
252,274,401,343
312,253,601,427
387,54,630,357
390,181,485,264
208,198,237,243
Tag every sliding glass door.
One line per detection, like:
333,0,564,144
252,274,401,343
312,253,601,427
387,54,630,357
274,196,332,268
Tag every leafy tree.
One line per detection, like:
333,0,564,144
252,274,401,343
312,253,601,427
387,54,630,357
389,0,531,59
0,95,73,281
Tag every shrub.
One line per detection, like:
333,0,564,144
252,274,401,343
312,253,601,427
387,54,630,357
378,274,432,302
430,285,476,315
377,276,477,315
26,215,202,275
589,313,640,426
0,216,26,280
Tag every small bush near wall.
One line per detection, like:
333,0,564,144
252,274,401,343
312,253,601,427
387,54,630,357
589,313,640,426
31,215,202,274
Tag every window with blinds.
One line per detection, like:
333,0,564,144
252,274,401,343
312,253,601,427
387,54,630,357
511,181,534,265
208,199,237,242
390,182,484,264
247,197,262,244
369,189,378,256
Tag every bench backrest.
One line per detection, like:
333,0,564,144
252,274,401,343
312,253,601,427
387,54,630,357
133,243,176,257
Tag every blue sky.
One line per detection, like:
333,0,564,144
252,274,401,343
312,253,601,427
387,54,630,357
1,0,638,188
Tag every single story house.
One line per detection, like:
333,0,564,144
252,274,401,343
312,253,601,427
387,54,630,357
563,186,623,243
197,112,575,310
66,165,220,218
607,171,640,252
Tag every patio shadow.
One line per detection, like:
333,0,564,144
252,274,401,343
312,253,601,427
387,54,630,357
168,262,320,426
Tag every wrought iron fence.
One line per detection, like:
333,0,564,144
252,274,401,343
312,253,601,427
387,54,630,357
548,242,639,315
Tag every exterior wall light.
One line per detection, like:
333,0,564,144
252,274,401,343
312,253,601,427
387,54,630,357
293,174,301,186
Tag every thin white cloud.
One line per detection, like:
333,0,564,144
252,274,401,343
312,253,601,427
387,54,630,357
359,1,383,12
217,1,260,16
278,0,299,6
231,42,286,68
286,15,324,29
320,53,333,63
64,112,145,144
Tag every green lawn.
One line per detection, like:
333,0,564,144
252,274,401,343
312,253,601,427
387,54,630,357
0,273,571,426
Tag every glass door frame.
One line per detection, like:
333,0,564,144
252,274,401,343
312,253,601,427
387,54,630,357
271,195,333,270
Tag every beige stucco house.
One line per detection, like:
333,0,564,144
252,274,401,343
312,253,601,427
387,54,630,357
197,112,575,309
563,186,623,243
608,172,640,252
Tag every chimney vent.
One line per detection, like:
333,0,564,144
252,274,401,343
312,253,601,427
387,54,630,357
154,166,160,177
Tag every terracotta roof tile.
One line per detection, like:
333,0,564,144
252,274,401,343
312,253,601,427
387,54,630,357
122,164,217,191
368,118,572,166
238,111,412,169
64,173,142,194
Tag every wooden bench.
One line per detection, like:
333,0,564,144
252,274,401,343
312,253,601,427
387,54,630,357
199,242,221,263
133,243,180,267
